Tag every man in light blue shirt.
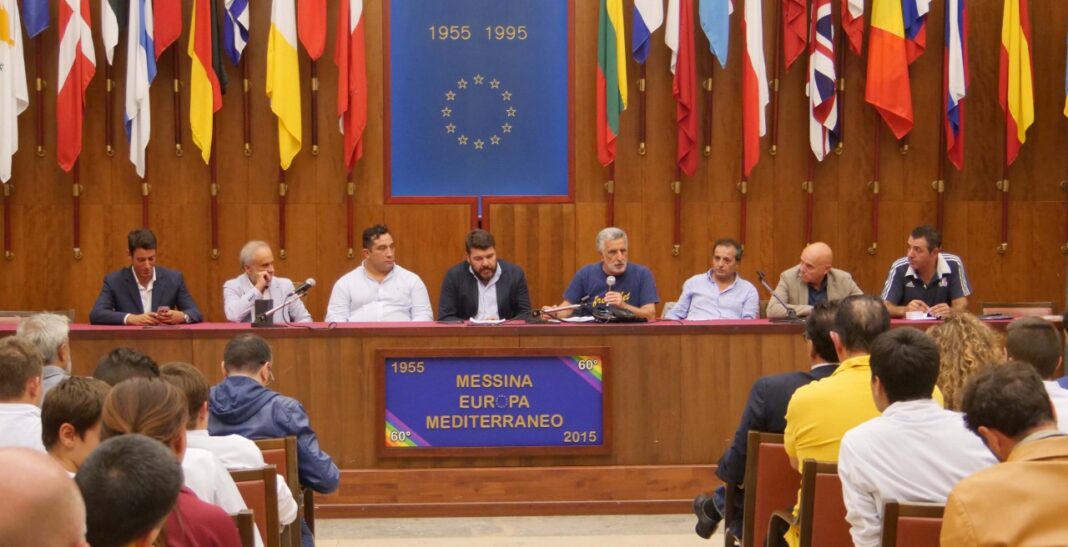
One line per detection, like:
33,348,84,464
667,238,759,320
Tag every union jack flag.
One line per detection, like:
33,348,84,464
807,0,839,161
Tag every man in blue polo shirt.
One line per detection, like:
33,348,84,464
880,225,970,318
546,227,659,320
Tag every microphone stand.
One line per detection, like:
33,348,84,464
252,291,309,328
756,271,805,324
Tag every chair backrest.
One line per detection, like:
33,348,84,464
661,301,677,319
797,460,851,547
759,300,768,319
981,301,1054,318
230,510,256,547
742,432,799,547
230,466,281,547
0,309,76,323
254,437,302,547
880,500,944,547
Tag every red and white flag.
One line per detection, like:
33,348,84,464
742,0,768,178
57,0,96,171
335,0,366,169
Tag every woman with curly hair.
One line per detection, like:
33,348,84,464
927,313,1003,410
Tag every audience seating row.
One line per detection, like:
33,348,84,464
226,436,309,547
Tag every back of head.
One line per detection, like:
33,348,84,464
870,328,940,403
1005,316,1062,379
834,295,891,353
805,301,840,363
15,313,70,364
926,312,1003,410
223,334,273,375
42,377,111,451
93,347,159,386
962,361,1054,438
127,228,157,254
0,447,86,547
160,362,209,430
100,377,187,448
76,434,183,547
0,336,43,401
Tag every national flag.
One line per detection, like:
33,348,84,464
842,0,864,54
698,0,732,68
783,0,806,69
632,0,663,64
669,0,697,176
101,0,128,65
223,0,249,65
944,0,968,170
153,0,180,59
188,0,224,163
57,0,96,172
866,0,913,138
335,0,366,168
742,0,768,178
999,0,1033,167
597,0,627,167
0,0,27,182
298,0,326,60
21,0,46,37
124,0,157,178
807,0,838,161
267,0,301,169
902,0,931,63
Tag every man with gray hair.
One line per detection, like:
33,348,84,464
16,313,73,399
546,227,659,320
223,240,313,323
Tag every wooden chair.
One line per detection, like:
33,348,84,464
981,301,1054,318
230,466,281,547
741,432,799,547
230,510,256,547
254,437,303,547
880,500,944,547
795,460,850,547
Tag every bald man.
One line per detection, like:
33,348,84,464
0,447,87,547
767,243,863,319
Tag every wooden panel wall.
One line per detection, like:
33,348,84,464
1,1,1066,321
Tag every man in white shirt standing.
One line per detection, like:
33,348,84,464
0,337,45,451
1005,316,1068,432
223,240,313,324
326,224,433,322
838,328,995,547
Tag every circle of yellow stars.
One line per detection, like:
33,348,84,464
440,73,516,151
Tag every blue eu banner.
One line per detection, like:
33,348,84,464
388,0,570,199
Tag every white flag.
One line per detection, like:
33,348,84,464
0,0,28,183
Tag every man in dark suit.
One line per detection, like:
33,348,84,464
438,230,531,321
692,301,841,540
89,228,202,325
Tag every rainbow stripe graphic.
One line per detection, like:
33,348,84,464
561,355,603,393
385,410,430,448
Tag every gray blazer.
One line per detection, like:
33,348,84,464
223,274,313,323
766,266,863,318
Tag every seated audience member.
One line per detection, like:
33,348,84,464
224,240,313,324
92,347,159,386
1005,316,1068,431
42,377,111,476
16,312,73,400
209,334,340,547
880,224,969,318
766,242,863,319
0,447,87,547
0,337,45,451
666,238,758,320
325,224,433,322
77,435,184,547
545,227,659,321
927,312,1003,410
838,328,995,547
161,362,298,527
89,228,203,325
942,362,1068,545
438,229,532,321
101,377,244,547
692,301,841,539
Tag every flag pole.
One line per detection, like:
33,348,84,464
105,64,114,156
172,49,183,156
638,63,647,155
141,175,151,228
868,115,880,255
310,60,319,155
935,34,948,233
35,38,45,157
605,163,615,226
209,119,220,259
703,62,713,157
672,168,681,256
72,162,82,259
3,183,12,259
346,169,355,259
242,56,251,156
278,168,288,259
804,155,814,244
997,156,1009,255
834,0,846,155
768,0,784,157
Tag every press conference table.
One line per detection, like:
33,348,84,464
0,319,1009,517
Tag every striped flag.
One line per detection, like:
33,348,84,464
153,0,180,58
866,0,912,138
698,0,732,68
267,0,301,169
223,0,249,65
842,0,864,54
335,0,366,169
902,0,931,63
944,0,968,170
668,0,697,176
741,0,768,178
21,0,46,37
783,0,806,69
56,0,96,172
999,0,1033,167
807,0,839,161
188,0,224,163
0,0,27,182
297,0,326,60
596,0,626,167
632,0,663,64
101,0,128,65
124,0,157,178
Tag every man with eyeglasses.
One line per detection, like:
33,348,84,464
208,333,338,547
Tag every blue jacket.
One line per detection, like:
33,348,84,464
89,266,203,324
208,376,340,494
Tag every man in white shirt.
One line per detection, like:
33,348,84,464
0,337,45,451
42,377,110,477
224,240,313,324
16,313,73,401
838,328,995,547
1005,316,1068,431
326,224,433,322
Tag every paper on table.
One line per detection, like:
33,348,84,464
468,318,507,325
560,316,596,323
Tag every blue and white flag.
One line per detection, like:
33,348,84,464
698,0,731,68
124,0,156,178
945,0,967,169
807,0,839,161
632,0,663,64
224,0,249,65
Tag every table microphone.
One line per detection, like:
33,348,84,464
606,275,616,292
756,271,804,323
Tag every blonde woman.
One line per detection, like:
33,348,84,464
927,313,1002,410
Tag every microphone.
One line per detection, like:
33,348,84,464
606,275,616,292
290,278,316,296
756,271,803,323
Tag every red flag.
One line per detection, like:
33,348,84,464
57,0,96,171
842,0,864,54
153,0,182,58
673,0,697,176
742,0,769,178
783,0,807,68
336,0,366,168
298,0,326,60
